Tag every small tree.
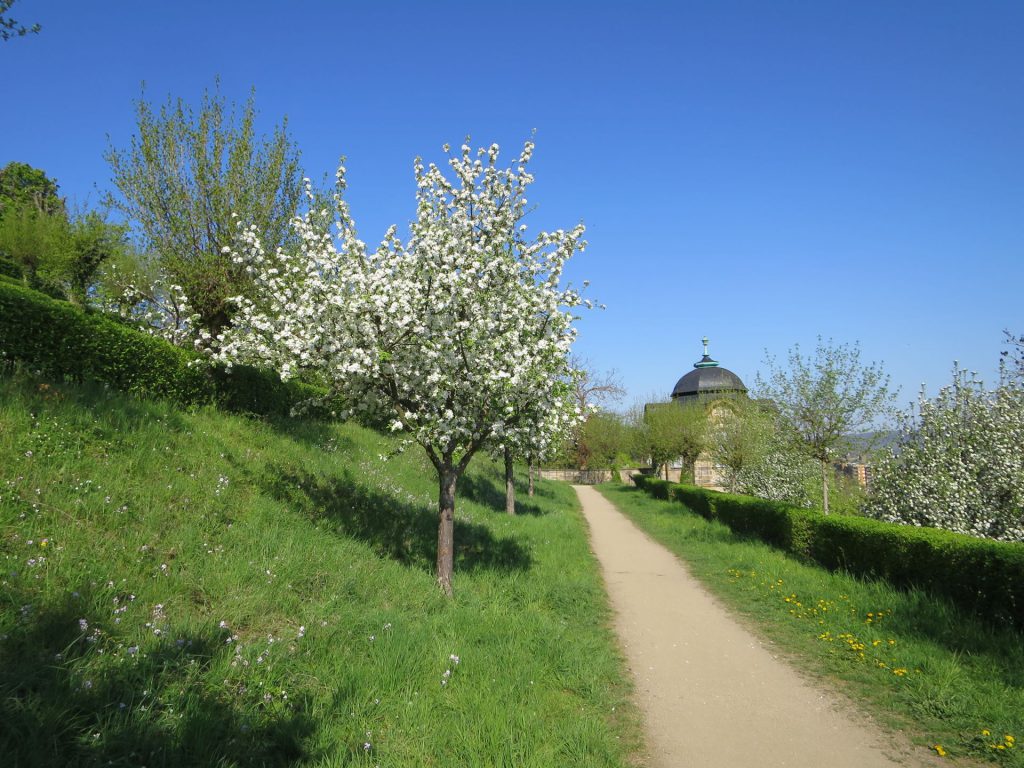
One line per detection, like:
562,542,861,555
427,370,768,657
865,366,1024,542
0,205,67,286
578,411,630,470
0,162,63,219
638,401,706,481
755,338,896,514
216,140,589,595
105,83,307,339
709,399,770,491
61,211,129,306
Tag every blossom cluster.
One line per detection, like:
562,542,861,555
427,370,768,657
215,140,590,470
865,366,1024,542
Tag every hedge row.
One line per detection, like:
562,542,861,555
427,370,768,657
0,279,324,417
631,474,1024,631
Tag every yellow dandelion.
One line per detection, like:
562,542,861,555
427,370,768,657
982,730,991,737
934,744,947,757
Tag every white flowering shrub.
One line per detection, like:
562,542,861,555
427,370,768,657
729,432,818,507
215,140,590,593
865,367,1024,542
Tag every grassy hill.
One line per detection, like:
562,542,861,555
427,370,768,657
0,372,641,767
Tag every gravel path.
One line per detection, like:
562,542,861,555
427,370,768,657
574,485,935,768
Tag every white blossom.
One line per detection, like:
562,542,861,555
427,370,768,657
865,365,1024,542
215,139,591,592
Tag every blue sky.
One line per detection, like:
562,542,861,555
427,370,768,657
4,1,1022,412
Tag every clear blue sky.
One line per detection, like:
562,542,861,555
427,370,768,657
4,1,1022,412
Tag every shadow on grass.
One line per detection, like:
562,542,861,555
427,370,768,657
264,467,533,573
457,472,548,517
0,588,314,767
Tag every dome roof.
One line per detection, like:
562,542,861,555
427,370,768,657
671,366,747,399
671,338,748,401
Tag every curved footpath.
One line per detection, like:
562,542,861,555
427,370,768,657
574,485,937,768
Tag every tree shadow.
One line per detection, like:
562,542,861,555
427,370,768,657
262,467,533,573
0,587,315,767
457,472,548,517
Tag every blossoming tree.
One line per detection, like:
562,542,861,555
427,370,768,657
865,366,1024,542
216,140,589,595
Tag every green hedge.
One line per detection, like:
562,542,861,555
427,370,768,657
0,279,324,417
631,478,1024,631
0,255,24,280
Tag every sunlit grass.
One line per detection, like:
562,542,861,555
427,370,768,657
599,482,1023,765
0,372,642,767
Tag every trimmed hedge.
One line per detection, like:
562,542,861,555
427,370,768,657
0,279,323,417
630,476,1024,631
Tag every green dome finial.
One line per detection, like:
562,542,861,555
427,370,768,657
694,336,719,369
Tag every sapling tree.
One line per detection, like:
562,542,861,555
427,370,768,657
216,140,589,595
755,338,896,514
638,401,707,481
105,83,307,340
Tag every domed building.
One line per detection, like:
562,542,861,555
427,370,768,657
647,338,749,488
671,337,748,404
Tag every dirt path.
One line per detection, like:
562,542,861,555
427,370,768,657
574,485,934,768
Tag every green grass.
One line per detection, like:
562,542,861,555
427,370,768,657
0,372,643,767
598,482,1023,765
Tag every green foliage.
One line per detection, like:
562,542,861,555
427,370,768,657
0,161,61,216
569,410,630,469
756,338,897,513
104,82,308,338
632,477,1024,631
0,202,69,284
0,253,22,279
0,375,641,766
61,210,130,306
0,279,320,417
637,400,707,479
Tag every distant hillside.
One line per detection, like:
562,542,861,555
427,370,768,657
0,372,640,766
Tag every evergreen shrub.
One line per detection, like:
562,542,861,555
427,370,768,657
634,479,1024,630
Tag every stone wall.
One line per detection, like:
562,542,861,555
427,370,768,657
537,469,641,485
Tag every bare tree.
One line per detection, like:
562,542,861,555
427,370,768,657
570,354,626,413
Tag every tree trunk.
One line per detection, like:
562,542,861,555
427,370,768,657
821,459,830,515
505,446,516,515
663,462,669,482
527,457,535,497
436,467,458,596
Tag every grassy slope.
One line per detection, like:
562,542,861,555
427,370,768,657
599,483,1023,766
0,373,642,767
